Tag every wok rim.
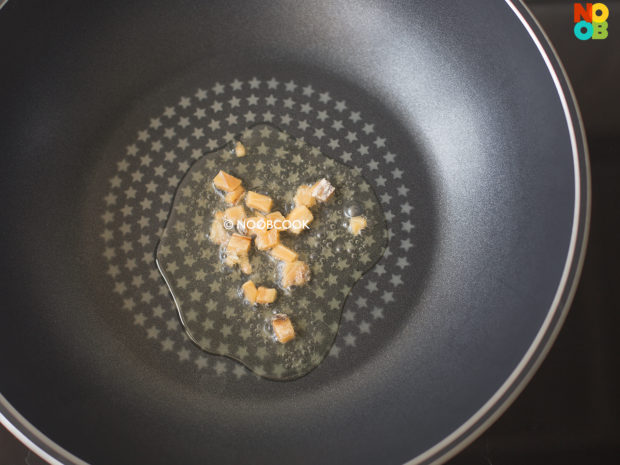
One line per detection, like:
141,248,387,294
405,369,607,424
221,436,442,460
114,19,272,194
407,1,591,463
0,1,591,464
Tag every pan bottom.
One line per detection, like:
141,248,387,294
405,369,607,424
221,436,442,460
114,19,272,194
84,69,436,390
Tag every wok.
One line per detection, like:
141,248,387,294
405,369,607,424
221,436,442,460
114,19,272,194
0,0,589,463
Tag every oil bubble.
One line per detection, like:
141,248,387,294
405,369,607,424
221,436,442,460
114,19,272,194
344,201,363,218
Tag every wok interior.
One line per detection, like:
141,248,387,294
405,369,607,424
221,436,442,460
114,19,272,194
0,1,580,464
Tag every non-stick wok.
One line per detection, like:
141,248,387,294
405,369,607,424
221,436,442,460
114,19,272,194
0,0,589,463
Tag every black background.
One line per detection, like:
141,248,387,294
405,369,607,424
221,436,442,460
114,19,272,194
1,1,619,464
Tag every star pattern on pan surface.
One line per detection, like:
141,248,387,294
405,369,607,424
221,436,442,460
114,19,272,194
157,124,387,379
100,77,415,380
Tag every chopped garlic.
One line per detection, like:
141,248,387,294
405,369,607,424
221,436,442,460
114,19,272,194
265,211,286,230
209,211,229,245
244,214,266,236
226,233,252,255
272,314,295,343
246,191,273,213
224,205,246,227
293,184,316,208
213,170,242,192
256,286,277,304
286,205,313,234
235,141,246,157
281,260,310,288
242,280,257,304
255,228,279,250
349,216,367,235
270,244,298,263
225,185,245,205
311,178,335,202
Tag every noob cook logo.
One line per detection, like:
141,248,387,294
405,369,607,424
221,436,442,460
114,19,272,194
574,3,609,40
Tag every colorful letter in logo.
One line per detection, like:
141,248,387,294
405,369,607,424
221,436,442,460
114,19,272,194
574,3,609,39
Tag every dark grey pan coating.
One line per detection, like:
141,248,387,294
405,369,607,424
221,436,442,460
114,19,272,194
0,0,589,464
